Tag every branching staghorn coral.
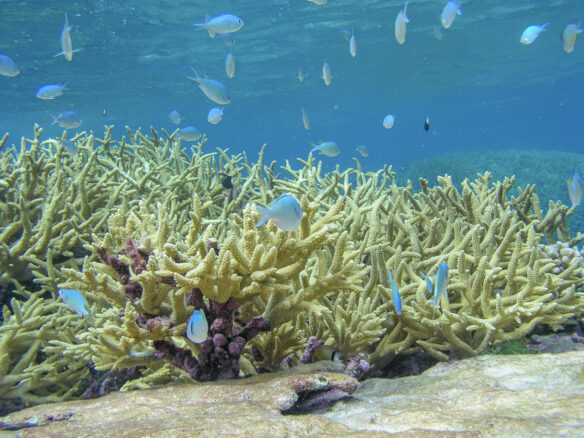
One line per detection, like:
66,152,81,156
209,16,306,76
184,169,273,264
0,125,262,299
0,125,287,403
366,173,584,364
1,125,584,411
59,187,368,381
0,292,91,406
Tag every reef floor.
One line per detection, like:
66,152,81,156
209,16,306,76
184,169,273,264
1,350,583,437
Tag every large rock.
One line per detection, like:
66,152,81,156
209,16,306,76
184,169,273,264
1,352,583,437
326,351,584,437
0,367,368,437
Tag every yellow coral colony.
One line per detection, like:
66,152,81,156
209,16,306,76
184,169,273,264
1,127,583,406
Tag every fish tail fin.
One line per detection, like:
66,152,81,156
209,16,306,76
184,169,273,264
431,292,441,318
255,205,271,227
193,22,215,37
186,66,200,83
64,12,68,26
542,22,549,30
201,14,216,37
47,111,57,125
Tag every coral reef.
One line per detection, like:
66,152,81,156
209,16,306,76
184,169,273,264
0,292,91,409
1,126,584,412
395,148,584,234
0,124,245,300
366,173,584,364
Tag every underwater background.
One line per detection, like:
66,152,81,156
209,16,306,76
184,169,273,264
1,0,583,219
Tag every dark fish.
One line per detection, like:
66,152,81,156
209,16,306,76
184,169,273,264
221,175,233,189
313,344,344,363
424,116,430,131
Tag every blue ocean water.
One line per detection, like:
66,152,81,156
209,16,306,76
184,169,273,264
0,0,583,172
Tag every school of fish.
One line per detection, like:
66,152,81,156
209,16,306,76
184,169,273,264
0,4,580,162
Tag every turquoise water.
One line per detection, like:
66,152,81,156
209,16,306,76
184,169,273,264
1,0,583,171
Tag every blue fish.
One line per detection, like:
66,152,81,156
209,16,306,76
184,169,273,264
432,263,449,319
179,126,202,142
309,141,340,157
255,194,303,231
567,171,582,207
186,67,230,105
387,269,402,315
193,14,244,38
50,110,83,129
58,289,89,317
186,310,208,343
421,272,432,294
36,83,67,100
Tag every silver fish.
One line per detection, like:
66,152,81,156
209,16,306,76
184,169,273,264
179,126,202,142
0,54,19,77
186,67,230,105
322,62,332,86
310,141,339,157
58,289,89,317
301,107,310,130
55,13,80,61
255,194,303,231
36,83,67,100
186,310,208,343
395,1,410,44
225,51,235,78
50,110,82,129
169,110,183,125
194,14,244,38
207,107,223,125
432,263,449,318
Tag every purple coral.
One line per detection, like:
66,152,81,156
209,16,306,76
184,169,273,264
153,288,267,381
287,337,371,380
343,354,370,380
97,238,148,302
82,362,144,399
96,241,267,382
300,337,325,365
